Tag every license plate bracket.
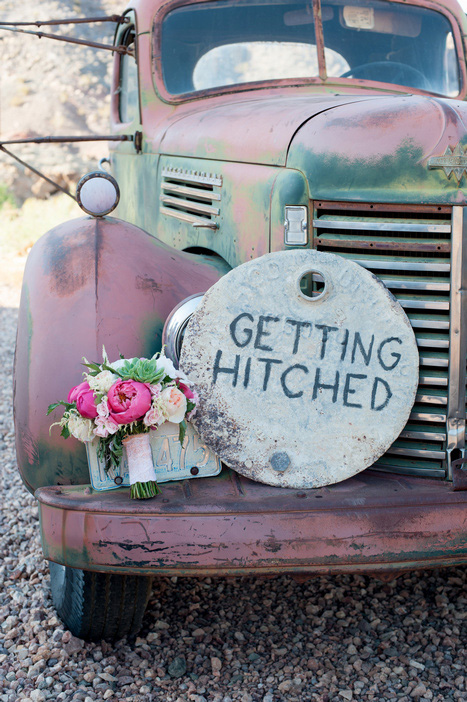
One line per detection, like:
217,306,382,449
86,422,221,491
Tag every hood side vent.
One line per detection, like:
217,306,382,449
160,166,222,229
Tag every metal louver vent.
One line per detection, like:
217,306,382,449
160,166,222,230
313,202,452,479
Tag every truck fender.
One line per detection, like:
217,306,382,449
14,215,225,494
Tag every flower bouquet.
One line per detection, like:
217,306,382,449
47,349,198,499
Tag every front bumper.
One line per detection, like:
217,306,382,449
36,468,467,577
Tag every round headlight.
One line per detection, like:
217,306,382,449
76,171,120,217
162,294,204,367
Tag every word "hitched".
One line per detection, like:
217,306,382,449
212,313,407,411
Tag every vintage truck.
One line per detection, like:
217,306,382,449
12,0,467,641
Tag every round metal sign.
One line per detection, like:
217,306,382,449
180,250,419,488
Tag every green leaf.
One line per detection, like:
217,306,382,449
82,361,101,372
101,362,124,379
47,400,75,415
178,420,187,446
47,402,61,415
61,425,71,439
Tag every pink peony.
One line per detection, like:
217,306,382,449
67,381,98,419
107,380,152,425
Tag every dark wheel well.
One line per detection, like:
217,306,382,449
49,562,153,642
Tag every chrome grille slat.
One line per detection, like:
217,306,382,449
400,427,447,441
314,202,452,479
386,446,446,460
312,219,450,233
379,278,450,292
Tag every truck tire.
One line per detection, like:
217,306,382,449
49,562,153,642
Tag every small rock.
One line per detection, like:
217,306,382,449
154,620,170,630
410,660,425,671
211,657,222,672
248,653,261,662
234,631,245,642
339,691,353,701
117,676,133,686
168,655,187,678
411,684,427,698
63,635,84,655
278,679,293,693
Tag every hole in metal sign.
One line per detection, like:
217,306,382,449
299,270,326,301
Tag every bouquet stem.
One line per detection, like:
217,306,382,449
131,481,162,499
123,433,161,500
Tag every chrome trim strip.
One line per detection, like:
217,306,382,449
415,392,447,405
380,278,450,291
446,206,467,478
373,463,446,478
352,258,450,272
410,410,447,422
386,446,447,459
408,317,449,330
419,376,448,387
400,429,447,441
399,299,450,310
416,337,449,349
313,219,451,233
418,353,449,368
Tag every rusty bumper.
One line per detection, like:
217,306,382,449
36,469,467,577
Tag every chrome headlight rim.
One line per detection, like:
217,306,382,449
162,293,204,367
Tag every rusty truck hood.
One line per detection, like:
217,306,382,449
158,93,384,166
286,94,467,204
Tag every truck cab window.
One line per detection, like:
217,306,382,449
193,42,349,91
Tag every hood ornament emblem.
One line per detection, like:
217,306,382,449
428,143,467,184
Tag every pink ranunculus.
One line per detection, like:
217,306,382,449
67,381,98,419
107,380,152,425
93,416,119,438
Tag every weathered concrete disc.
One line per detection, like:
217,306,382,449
180,250,419,488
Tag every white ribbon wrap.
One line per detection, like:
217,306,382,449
122,433,156,484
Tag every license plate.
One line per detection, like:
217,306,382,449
86,422,221,491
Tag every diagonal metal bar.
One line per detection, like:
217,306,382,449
0,15,129,27
0,25,133,55
0,145,76,200
0,135,132,146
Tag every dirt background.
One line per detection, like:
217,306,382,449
0,0,123,203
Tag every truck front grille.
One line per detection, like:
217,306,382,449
313,201,452,479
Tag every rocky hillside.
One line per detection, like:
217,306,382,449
0,0,124,202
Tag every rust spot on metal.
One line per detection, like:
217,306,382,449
451,458,467,491
135,274,162,294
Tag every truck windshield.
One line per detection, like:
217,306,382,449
160,0,459,97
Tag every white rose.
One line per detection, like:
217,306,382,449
156,354,178,379
68,415,94,443
159,386,187,424
88,370,117,394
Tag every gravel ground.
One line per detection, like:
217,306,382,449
0,252,466,701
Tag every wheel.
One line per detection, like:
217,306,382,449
340,61,432,91
49,562,153,642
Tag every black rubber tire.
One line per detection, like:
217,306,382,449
49,562,153,642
